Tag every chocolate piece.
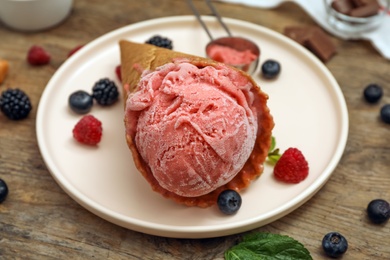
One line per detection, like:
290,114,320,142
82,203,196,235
331,0,354,15
283,26,314,45
284,26,337,62
351,0,378,7
304,29,337,62
349,2,380,17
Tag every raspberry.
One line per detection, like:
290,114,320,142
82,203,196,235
27,45,50,66
145,35,173,49
68,45,84,58
92,78,119,106
273,148,309,183
72,115,102,145
0,88,32,120
115,65,122,82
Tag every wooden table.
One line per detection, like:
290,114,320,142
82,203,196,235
1,0,389,259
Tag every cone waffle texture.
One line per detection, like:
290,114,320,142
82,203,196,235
120,40,274,207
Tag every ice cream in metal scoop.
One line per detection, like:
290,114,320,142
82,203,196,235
187,0,260,75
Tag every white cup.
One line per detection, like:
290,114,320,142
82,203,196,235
0,0,73,32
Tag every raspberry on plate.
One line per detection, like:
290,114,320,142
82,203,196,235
72,115,102,145
27,45,51,66
273,147,309,183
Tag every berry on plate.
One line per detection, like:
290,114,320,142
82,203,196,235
115,65,122,82
27,45,50,66
273,147,309,183
68,90,93,114
217,189,242,215
92,78,119,106
367,199,390,224
72,115,102,145
261,59,281,79
145,35,173,50
0,88,32,120
322,232,348,258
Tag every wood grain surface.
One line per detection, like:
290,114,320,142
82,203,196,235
0,0,389,259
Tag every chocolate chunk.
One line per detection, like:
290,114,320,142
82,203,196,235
331,0,354,15
349,2,380,17
284,26,337,62
305,30,337,62
351,0,378,7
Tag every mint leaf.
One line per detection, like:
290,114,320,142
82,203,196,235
267,136,281,165
225,233,312,260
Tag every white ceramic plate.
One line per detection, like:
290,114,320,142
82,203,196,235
36,16,348,238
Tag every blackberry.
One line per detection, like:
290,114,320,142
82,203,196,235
322,232,348,258
92,78,119,106
367,199,390,224
363,84,383,103
145,35,173,49
380,104,390,124
261,59,281,79
217,190,242,215
0,88,32,120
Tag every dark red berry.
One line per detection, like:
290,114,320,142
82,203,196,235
27,45,50,66
72,115,102,145
115,65,122,82
274,148,309,183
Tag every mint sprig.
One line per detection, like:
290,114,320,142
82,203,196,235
267,136,281,165
225,232,312,260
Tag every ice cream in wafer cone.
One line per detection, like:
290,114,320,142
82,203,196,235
120,40,274,208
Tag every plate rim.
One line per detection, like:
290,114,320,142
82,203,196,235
36,15,349,238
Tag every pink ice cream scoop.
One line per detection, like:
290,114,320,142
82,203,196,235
126,61,258,197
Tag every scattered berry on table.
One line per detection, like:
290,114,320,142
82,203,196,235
115,65,122,82
380,104,390,124
0,88,32,120
322,232,348,258
363,83,383,103
68,45,84,57
145,35,173,49
68,90,93,114
367,199,390,224
217,189,242,215
273,147,309,183
0,178,8,203
0,59,9,84
261,59,281,79
72,115,102,145
92,78,119,106
27,45,50,66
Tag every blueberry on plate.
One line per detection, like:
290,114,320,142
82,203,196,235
0,178,9,203
217,189,242,215
380,104,390,124
367,199,390,224
261,59,281,79
68,90,93,114
322,232,348,258
363,84,383,103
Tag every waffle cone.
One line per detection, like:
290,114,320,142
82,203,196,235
120,40,274,207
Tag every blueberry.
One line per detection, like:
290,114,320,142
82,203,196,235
217,189,242,215
322,232,348,258
363,84,383,103
69,90,93,114
367,199,390,224
380,104,390,124
261,59,281,79
0,178,9,203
